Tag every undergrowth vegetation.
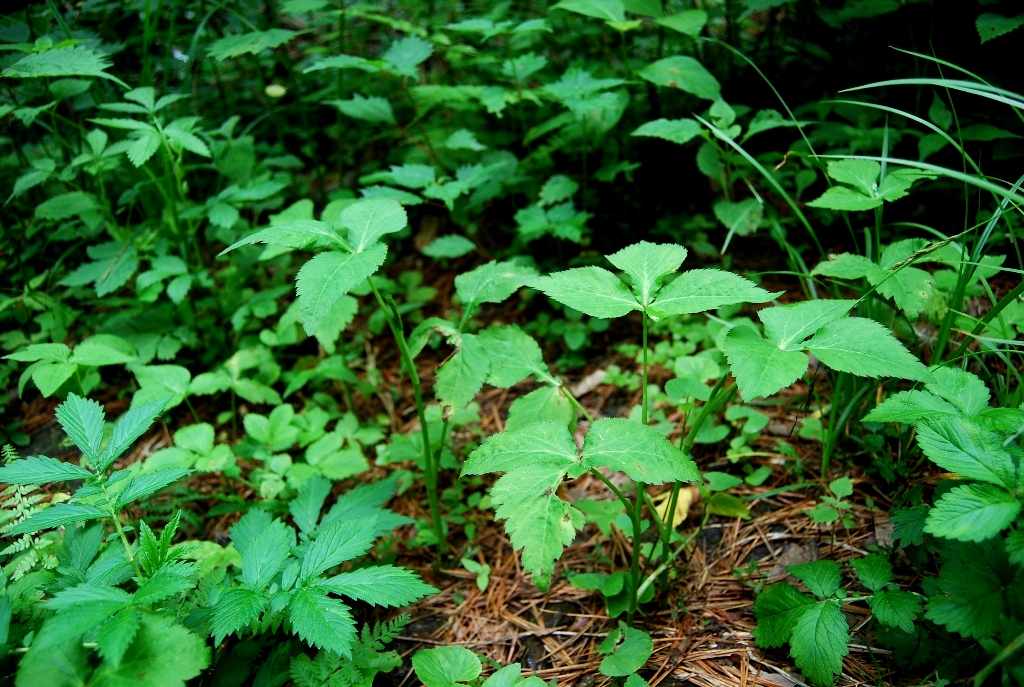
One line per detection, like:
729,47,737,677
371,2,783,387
0,0,1023,685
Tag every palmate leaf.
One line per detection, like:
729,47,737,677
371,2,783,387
528,266,640,318
300,516,378,582
753,583,816,648
296,244,388,335
606,241,688,307
924,483,1020,542
435,333,490,410
3,46,128,88
789,600,849,687
289,588,357,657
55,393,105,463
805,318,932,382
724,326,809,401
8,502,108,535
648,268,778,317
915,415,1017,488
0,455,92,485
318,565,438,607
580,418,698,484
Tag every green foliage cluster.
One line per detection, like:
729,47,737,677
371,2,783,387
1,0,1023,685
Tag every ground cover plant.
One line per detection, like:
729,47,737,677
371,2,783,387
1,0,1023,685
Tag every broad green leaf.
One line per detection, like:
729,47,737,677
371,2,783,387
455,261,538,317
806,318,932,382
788,560,841,598
31,362,78,397
96,607,139,667
876,265,933,317
759,300,854,349
812,253,882,281
630,118,703,145
242,519,293,589
637,56,720,100
210,588,267,643
208,29,297,60
382,35,433,77
706,492,751,519
924,484,1020,542
926,366,990,417
132,561,197,605
479,325,554,387
341,199,408,253
976,12,1024,43
925,566,1003,639
69,334,138,366
329,95,395,124
916,415,1017,488
289,474,331,534
300,516,378,581
703,472,743,491
850,555,894,592
529,266,639,318
423,235,476,258
753,583,815,648
296,244,388,334
115,468,190,509
649,268,777,317
539,175,579,206
806,186,880,211
599,625,654,677
435,333,489,410
5,342,71,363
891,506,928,547
656,10,708,35
1006,530,1024,566
506,386,576,432
220,220,347,254
868,590,921,633
3,46,127,87
36,191,100,221
88,614,209,687
55,393,105,463
551,0,625,22
132,365,191,409
412,646,482,687
304,54,379,73
463,421,578,475
100,397,169,469
318,565,437,607
8,502,108,535
289,588,356,657
581,418,699,484
0,455,92,485
606,241,688,307
790,600,849,687
723,326,809,401
825,159,880,196
862,389,957,424
14,638,89,687
714,199,763,251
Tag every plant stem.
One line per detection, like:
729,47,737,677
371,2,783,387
560,384,594,423
628,312,652,625
974,628,1024,687
368,281,446,554
97,479,144,578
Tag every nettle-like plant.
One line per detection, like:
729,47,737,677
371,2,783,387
465,241,778,618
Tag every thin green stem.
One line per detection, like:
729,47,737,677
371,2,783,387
97,479,144,578
560,385,594,423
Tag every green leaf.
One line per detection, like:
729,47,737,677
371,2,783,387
753,583,815,648
826,159,880,196
807,186,881,211
329,95,395,124
637,56,720,100
69,334,137,366
479,325,554,387
924,483,1020,542
3,46,127,87
759,300,854,349
296,245,388,335
435,333,489,410
115,468,190,508
529,266,639,318
462,421,579,476
850,555,894,592
88,614,210,687
0,455,92,485
551,0,626,22
8,502,108,535
220,220,347,254
788,560,842,598
289,474,331,534
868,590,921,633
412,646,482,687
649,268,778,317
925,565,1003,639
606,241,688,307
289,588,357,657
341,199,408,253
100,397,168,469
723,326,809,401
714,199,763,251
505,386,576,432
581,418,699,484
812,253,880,281
976,12,1024,43
96,607,140,667
242,519,293,589
300,517,378,581
318,565,437,607
862,389,956,424
916,416,1017,488
383,35,433,77
599,624,653,677
656,10,708,35
30,363,78,397
14,640,89,687
208,29,297,60
1007,529,1024,566
631,118,703,145
789,600,849,687
706,492,751,519
925,366,990,417
132,365,191,410
5,342,71,363
455,261,538,317
891,506,928,547
423,235,476,258
133,561,197,605
210,588,267,643
806,317,932,382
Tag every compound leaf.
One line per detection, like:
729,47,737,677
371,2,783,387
789,600,849,687
648,268,778,317
55,394,105,463
606,241,688,307
723,326,809,401
806,317,932,382
296,244,388,335
289,588,357,658
0,455,92,485
529,266,639,318
753,583,815,648
581,418,699,484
